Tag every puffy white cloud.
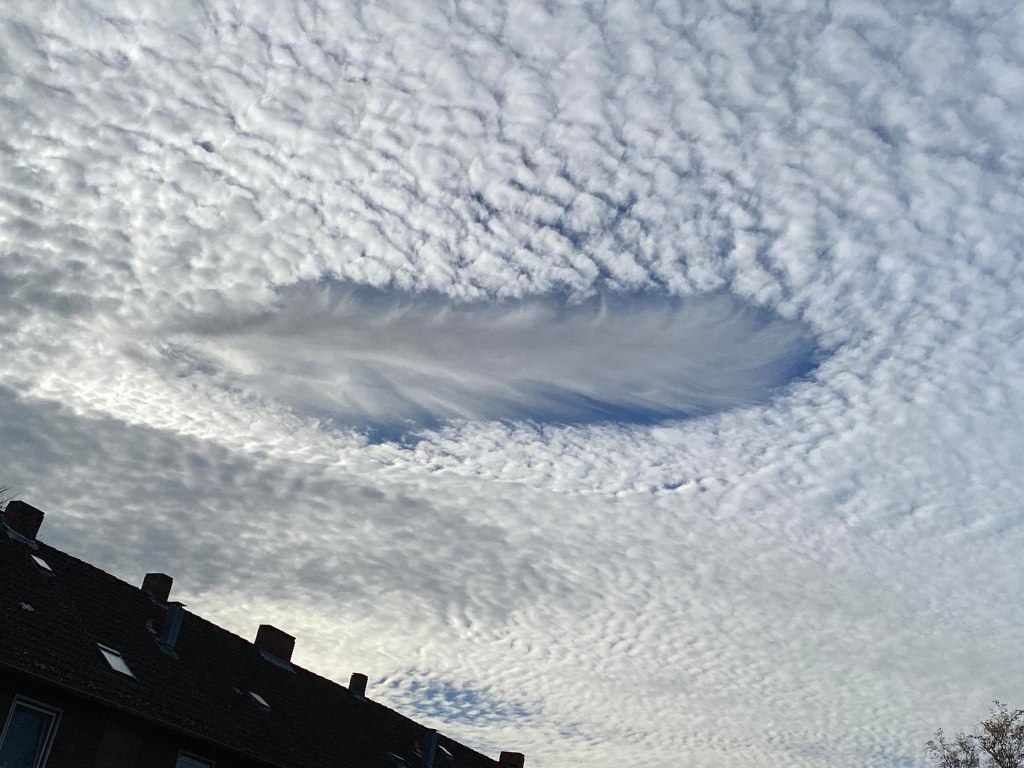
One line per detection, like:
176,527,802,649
1,0,1023,766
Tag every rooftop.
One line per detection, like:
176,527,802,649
0,500,525,768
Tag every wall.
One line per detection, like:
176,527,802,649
0,670,271,768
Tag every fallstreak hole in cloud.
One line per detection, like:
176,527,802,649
174,281,820,439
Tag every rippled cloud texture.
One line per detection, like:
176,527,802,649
1,1,1023,767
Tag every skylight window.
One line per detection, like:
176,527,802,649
259,649,294,672
176,753,214,768
31,555,52,573
249,691,270,710
97,644,135,678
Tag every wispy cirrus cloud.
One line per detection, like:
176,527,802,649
173,281,818,437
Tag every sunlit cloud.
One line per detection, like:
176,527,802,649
1,0,1022,766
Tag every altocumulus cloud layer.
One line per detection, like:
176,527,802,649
1,1,1023,767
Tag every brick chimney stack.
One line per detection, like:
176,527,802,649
255,624,295,662
2,500,44,540
142,573,173,603
349,672,368,697
499,752,525,768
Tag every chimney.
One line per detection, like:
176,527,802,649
3,500,44,540
499,752,525,768
349,672,368,697
142,572,173,603
255,624,295,662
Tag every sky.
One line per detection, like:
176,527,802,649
0,0,1022,766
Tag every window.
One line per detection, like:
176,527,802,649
97,644,135,678
176,753,213,768
0,698,60,768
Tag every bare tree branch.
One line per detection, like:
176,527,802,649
927,703,1024,768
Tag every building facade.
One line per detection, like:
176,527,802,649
0,500,525,768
